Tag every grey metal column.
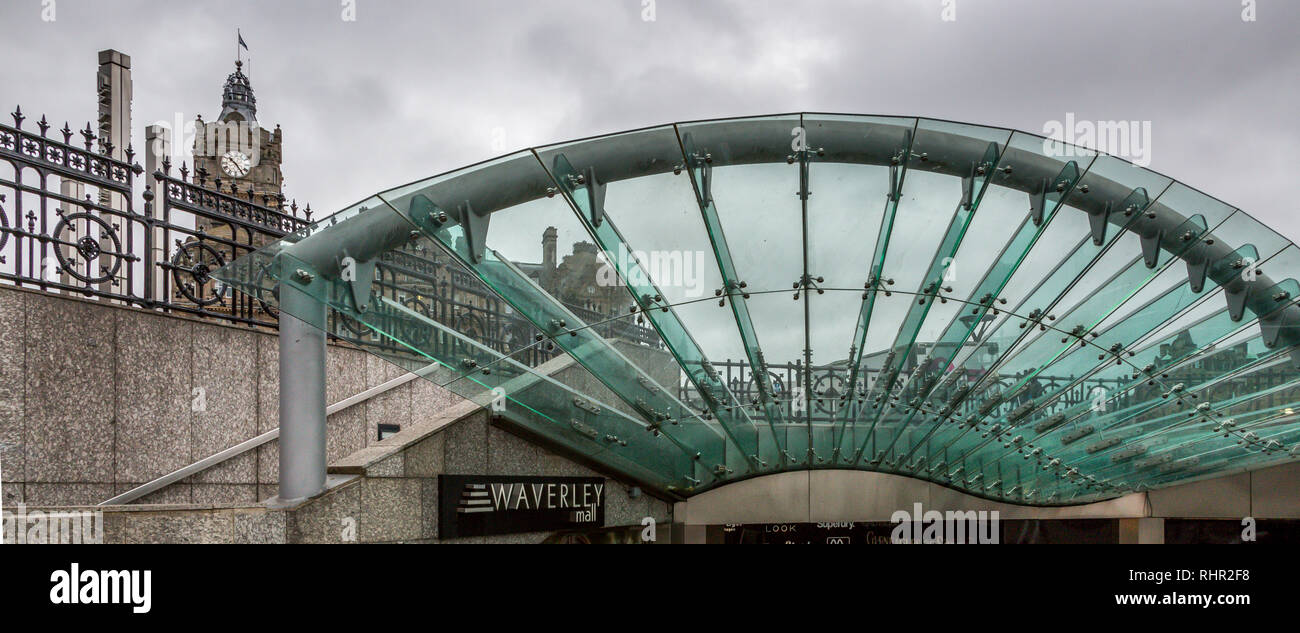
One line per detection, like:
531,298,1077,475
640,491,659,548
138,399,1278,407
277,281,327,502
268,201,415,504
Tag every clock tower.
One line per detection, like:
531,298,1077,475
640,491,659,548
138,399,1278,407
192,59,284,209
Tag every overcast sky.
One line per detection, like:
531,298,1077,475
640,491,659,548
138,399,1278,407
2,0,1296,238
3,0,1299,367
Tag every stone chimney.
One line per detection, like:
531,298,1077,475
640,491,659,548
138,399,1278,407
541,226,558,289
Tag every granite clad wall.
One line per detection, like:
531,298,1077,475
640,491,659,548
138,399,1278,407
0,284,459,507
1,284,675,543
9,405,674,543
292,411,673,544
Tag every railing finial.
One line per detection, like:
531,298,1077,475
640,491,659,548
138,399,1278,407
80,122,95,150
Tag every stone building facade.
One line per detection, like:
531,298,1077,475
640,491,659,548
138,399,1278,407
191,60,285,213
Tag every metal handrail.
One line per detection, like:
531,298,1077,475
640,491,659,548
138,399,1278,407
98,362,444,506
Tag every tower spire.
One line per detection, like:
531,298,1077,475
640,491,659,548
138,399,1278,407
219,56,256,123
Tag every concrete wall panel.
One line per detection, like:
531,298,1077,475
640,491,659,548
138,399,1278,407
189,323,258,484
1148,472,1251,518
24,293,116,488
1252,462,1300,518
680,470,810,525
0,288,25,506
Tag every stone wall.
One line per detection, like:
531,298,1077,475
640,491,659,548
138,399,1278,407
0,283,676,542
300,406,673,543
5,405,675,544
0,284,460,507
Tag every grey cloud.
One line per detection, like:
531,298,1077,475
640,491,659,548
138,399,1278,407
0,0,1296,240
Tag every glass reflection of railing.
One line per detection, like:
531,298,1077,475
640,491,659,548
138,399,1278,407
674,353,1300,428
323,249,660,369
676,359,1145,425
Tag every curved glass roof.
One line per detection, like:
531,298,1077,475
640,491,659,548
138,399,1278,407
217,114,1300,505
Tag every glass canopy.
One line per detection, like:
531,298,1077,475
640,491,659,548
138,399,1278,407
216,114,1300,505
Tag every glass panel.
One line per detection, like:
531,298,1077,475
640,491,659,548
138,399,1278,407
876,130,1097,466
536,126,767,476
929,226,1217,469
1062,362,1300,487
802,114,915,463
895,156,1177,483
844,120,1012,467
1202,210,1289,265
973,288,1300,500
218,207,699,489
677,115,807,466
375,153,730,486
213,115,1300,505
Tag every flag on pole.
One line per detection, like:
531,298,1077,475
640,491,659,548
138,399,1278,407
238,30,249,51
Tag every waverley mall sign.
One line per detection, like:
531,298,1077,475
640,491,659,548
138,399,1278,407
438,475,606,538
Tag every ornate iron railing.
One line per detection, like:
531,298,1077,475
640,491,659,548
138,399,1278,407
152,161,313,326
677,358,1140,425
0,105,315,329
1,107,149,308
0,104,656,368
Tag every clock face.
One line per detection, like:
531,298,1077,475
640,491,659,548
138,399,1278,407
221,150,252,178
